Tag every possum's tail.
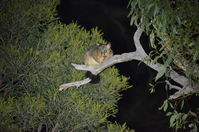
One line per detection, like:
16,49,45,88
85,71,100,84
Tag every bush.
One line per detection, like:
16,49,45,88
0,0,133,131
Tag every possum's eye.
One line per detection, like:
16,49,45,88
102,50,107,56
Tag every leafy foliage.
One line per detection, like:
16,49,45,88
0,0,133,131
159,99,199,132
128,0,199,131
107,123,134,132
128,0,199,83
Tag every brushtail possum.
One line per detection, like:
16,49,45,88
84,43,113,83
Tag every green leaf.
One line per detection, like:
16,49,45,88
149,84,155,94
153,4,159,16
170,114,177,127
193,50,199,61
148,3,154,12
180,100,184,110
163,100,168,112
176,16,182,25
159,100,169,111
189,123,194,128
182,114,188,121
169,102,174,109
166,112,172,116
155,66,167,81
165,54,173,66
130,16,137,26
149,32,155,48
189,111,197,117
127,0,132,8
153,55,162,64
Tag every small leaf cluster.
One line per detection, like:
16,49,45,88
107,123,135,132
159,99,199,131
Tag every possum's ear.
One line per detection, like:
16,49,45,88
107,43,111,48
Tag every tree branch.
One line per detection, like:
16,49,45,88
59,28,198,99
51,123,59,132
59,78,91,91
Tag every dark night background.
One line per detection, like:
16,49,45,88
57,0,171,131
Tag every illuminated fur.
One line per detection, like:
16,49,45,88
84,43,113,66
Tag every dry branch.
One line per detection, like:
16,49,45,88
59,78,91,91
59,28,198,99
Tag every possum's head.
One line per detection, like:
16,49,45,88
99,43,113,58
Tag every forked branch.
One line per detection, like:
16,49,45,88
59,28,198,100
